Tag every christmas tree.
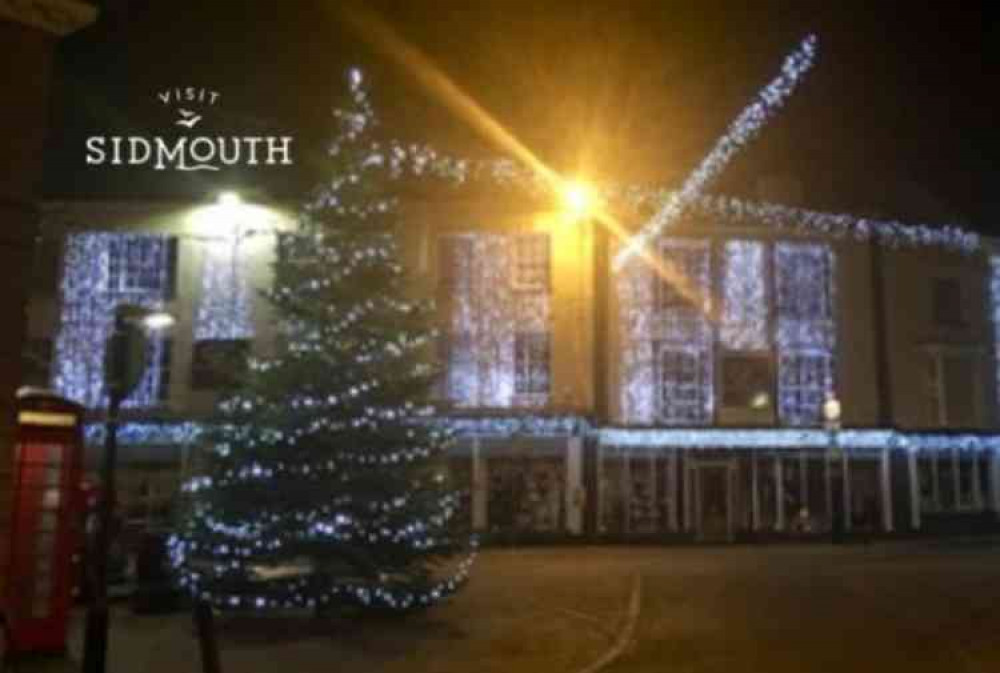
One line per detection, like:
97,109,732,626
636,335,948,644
170,69,473,612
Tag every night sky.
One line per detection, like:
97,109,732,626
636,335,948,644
44,1,1000,231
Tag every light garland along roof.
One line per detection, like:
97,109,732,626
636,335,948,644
84,419,1000,452
598,428,1000,452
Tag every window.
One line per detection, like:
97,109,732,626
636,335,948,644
514,333,550,396
653,245,707,314
720,354,773,409
778,353,833,426
775,243,836,426
656,346,711,424
513,234,550,291
918,448,984,512
191,339,250,390
931,278,963,326
107,236,175,295
438,232,551,408
720,240,768,351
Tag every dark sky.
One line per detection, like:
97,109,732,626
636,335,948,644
44,1,1000,231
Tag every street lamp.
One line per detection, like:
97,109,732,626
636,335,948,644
82,305,174,673
561,180,595,221
217,190,242,208
823,396,843,543
558,179,605,419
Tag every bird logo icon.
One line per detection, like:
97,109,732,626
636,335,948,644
175,108,203,129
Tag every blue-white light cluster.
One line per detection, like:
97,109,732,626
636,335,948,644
620,238,714,425
619,237,835,427
195,239,253,341
440,232,551,409
614,34,819,268
84,421,203,446
84,419,1000,454
721,240,768,350
775,242,836,425
53,232,170,408
691,195,980,253
599,428,1000,453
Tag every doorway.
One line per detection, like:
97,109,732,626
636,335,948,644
695,461,735,542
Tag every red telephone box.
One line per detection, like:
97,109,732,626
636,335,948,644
4,388,85,654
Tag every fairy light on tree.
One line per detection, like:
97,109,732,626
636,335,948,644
171,68,473,612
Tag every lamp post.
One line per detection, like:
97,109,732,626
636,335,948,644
560,180,602,536
82,306,174,673
823,396,843,544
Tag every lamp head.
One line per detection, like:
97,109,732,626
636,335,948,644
822,397,842,423
141,311,176,332
218,191,242,208
560,180,596,219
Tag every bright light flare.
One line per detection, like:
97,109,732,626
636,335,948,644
218,191,242,208
561,180,596,218
141,311,176,332
337,4,716,321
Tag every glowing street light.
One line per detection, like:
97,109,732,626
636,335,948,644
217,190,242,208
140,311,176,332
560,180,596,220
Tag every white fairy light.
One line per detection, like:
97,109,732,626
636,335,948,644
615,34,819,269
53,232,171,408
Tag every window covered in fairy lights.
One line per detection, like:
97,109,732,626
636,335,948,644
775,242,836,426
655,346,711,423
194,239,254,341
513,234,550,290
514,333,550,396
619,237,835,427
720,240,768,351
620,239,713,424
108,236,173,293
439,232,551,408
53,232,175,409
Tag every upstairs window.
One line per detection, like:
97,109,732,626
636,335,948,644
514,332,550,396
513,234,550,291
437,232,551,408
107,236,177,296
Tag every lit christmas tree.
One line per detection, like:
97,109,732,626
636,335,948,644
171,69,474,612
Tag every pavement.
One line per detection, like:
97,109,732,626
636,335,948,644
15,539,1000,673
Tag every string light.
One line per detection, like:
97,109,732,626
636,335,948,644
53,233,171,408
615,34,819,268
172,66,473,613
440,233,551,408
195,237,253,341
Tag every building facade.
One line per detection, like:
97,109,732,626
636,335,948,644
27,191,1000,541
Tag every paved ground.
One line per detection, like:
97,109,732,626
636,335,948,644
38,540,1000,672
